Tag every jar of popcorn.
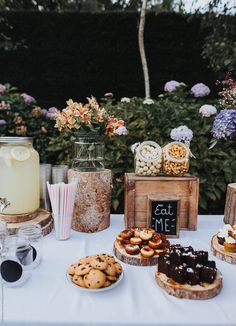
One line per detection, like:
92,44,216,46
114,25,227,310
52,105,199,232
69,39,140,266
162,141,190,176
132,141,162,176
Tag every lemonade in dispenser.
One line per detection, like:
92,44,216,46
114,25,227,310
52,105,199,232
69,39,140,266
0,137,40,215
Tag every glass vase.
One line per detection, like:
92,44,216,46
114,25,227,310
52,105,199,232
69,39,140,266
72,137,105,172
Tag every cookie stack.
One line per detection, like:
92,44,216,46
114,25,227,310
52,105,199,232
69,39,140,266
67,254,123,289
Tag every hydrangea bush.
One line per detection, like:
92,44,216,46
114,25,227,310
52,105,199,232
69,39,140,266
0,83,59,162
1,80,235,215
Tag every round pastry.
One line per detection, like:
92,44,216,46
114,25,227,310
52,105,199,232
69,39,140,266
217,228,228,245
90,257,108,271
130,237,142,245
139,230,153,241
75,263,92,276
116,235,123,242
120,229,133,240
151,232,162,242
84,269,106,289
223,237,236,253
148,239,162,249
125,244,140,255
140,246,155,258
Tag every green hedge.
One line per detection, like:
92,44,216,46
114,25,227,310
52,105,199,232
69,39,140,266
0,11,219,107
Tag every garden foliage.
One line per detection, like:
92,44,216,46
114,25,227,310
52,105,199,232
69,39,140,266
1,83,235,214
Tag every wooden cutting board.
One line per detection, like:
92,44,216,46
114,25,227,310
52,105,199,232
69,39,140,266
155,270,223,300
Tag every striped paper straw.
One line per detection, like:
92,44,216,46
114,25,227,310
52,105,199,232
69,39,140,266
47,178,78,240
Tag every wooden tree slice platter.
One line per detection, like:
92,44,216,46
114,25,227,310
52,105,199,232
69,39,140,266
113,240,159,266
6,209,53,237
211,234,236,265
0,209,39,223
155,270,223,300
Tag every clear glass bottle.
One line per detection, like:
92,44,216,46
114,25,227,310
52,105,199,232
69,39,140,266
162,141,190,176
72,137,105,172
1,235,33,287
18,224,43,268
0,137,40,214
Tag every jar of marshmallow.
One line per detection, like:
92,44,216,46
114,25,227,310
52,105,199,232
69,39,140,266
132,141,162,176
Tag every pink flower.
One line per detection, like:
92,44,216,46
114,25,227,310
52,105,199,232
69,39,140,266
0,84,6,93
104,92,113,97
114,126,128,136
0,101,10,110
21,93,36,104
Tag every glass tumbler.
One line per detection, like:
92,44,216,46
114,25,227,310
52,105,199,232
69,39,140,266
0,235,33,287
18,224,43,269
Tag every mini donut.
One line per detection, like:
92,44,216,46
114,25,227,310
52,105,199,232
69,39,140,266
139,230,153,241
116,235,123,243
125,244,140,255
119,229,133,240
140,246,155,258
134,228,142,237
155,248,169,255
130,237,142,245
148,239,162,249
151,232,162,242
120,238,131,245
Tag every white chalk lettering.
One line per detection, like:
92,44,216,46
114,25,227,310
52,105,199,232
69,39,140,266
154,203,174,216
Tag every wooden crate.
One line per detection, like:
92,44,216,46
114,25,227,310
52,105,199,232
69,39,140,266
124,173,199,230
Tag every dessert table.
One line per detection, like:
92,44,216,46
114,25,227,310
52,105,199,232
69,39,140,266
1,214,236,326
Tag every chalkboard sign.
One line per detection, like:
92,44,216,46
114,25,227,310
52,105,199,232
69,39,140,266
148,196,180,237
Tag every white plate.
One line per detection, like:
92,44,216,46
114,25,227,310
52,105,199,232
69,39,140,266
66,270,124,293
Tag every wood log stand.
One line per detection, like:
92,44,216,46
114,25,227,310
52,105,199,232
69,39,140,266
155,271,222,300
0,209,53,236
211,234,236,265
224,183,236,225
113,240,159,266
68,169,111,233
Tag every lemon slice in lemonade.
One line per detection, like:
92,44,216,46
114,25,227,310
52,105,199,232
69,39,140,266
11,146,31,161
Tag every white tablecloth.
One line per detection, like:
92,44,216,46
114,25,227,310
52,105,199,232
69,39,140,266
1,215,236,326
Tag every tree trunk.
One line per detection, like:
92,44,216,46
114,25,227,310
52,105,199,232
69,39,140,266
138,0,151,99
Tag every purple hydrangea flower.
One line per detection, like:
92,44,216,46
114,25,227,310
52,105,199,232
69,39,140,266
191,83,210,98
164,80,180,93
114,126,128,136
48,107,58,113
170,125,193,142
0,84,6,93
0,119,7,125
212,109,236,139
46,107,58,120
21,93,36,104
199,104,217,117
41,109,48,116
104,92,113,97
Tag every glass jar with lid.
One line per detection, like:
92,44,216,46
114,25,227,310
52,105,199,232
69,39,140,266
0,137,40,214
162,141,190,176
18,224,43,268
0,235,33,287
132,141,162,176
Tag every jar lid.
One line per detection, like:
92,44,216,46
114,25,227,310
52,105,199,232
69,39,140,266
135,141,162,162
0,137,33,144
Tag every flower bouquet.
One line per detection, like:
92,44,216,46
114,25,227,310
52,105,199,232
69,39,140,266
55,96,127,172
